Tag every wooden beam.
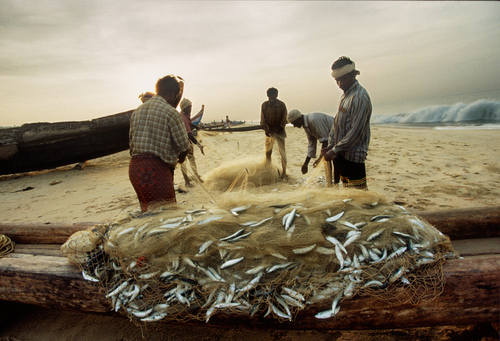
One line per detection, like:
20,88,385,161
1,206,498,245
0,222,98,244
0,250,498,329
417,206,500,240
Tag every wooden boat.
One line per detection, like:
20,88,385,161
0,105,252,176
0,206,498,330
0,110,133,176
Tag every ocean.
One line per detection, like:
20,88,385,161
371,99,500,129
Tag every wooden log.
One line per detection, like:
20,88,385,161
2,206,499,245
0,222,98,244
0,251,498,329
417,206,500,240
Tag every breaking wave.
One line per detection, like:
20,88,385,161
372,99,500,126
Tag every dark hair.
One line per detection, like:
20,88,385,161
331,56,353,70
155,76,180,97
267,87,278,97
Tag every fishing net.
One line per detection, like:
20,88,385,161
202,156,280,192
61,188,458,324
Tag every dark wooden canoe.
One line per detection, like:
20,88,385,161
0,206,498,329
0,110,133,176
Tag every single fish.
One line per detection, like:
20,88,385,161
198,216,223,225
284,209,297,230
117,227,135,237
367,229,385,242
198,240,214,254
220,257,244,269
292,244,316,254
268,262,293,273
220,228,245,241
326,236,347,254
370,215,394,222
326,211,344,223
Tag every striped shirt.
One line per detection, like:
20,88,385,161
129,95,190,167
331,81,372,163
303,112,335,158
260,99,288,137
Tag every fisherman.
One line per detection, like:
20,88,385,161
260,87,288,178
129,75,190,211
287,109,340,187
323,56,372,190
179,98,205,187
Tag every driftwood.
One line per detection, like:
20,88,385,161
1,206,498,244
0,239,498,329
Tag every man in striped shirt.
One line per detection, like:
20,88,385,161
129,75,190,210
260,87,288,178
323,57,372,190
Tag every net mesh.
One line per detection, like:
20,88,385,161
61,188,458,324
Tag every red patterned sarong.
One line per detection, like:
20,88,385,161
129,154,176,211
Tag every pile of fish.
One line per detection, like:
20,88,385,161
77,197,457,324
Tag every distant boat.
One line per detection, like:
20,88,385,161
190,105,204,126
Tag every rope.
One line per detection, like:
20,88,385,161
0,234,15,257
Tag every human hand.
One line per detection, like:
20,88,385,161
324,149,336,161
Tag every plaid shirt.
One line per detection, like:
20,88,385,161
129,95,189,167
260,99,288,137
303,112,335,159
331,81,372,163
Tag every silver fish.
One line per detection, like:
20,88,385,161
138,271,160,279
106,281,129,298
292,244,316,254
367,229,385,242
370,215,394,222
117,227,135,237
198,240,214,254
82,270,99,282
343,233,360,247
198,216,223,225
220,257,244,269
326,211,344,222
326,236,347,254
245,265,266,275
220,228,245,241
315,246,335,255
249,217,273,227
284,209,297,230
268,262,293,273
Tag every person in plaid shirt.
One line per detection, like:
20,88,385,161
129,75,190,211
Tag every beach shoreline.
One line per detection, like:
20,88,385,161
0,125,499,341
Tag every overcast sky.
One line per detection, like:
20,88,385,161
1,1,499,126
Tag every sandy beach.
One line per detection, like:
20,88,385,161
1,125,499,340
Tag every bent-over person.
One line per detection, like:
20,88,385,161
288,109,340,186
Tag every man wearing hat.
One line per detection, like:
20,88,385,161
323,56,372,190
129,75,190,211
179,98,204,187
260,87,288,178
288,109,339,187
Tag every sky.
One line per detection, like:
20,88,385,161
1,1,500,126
